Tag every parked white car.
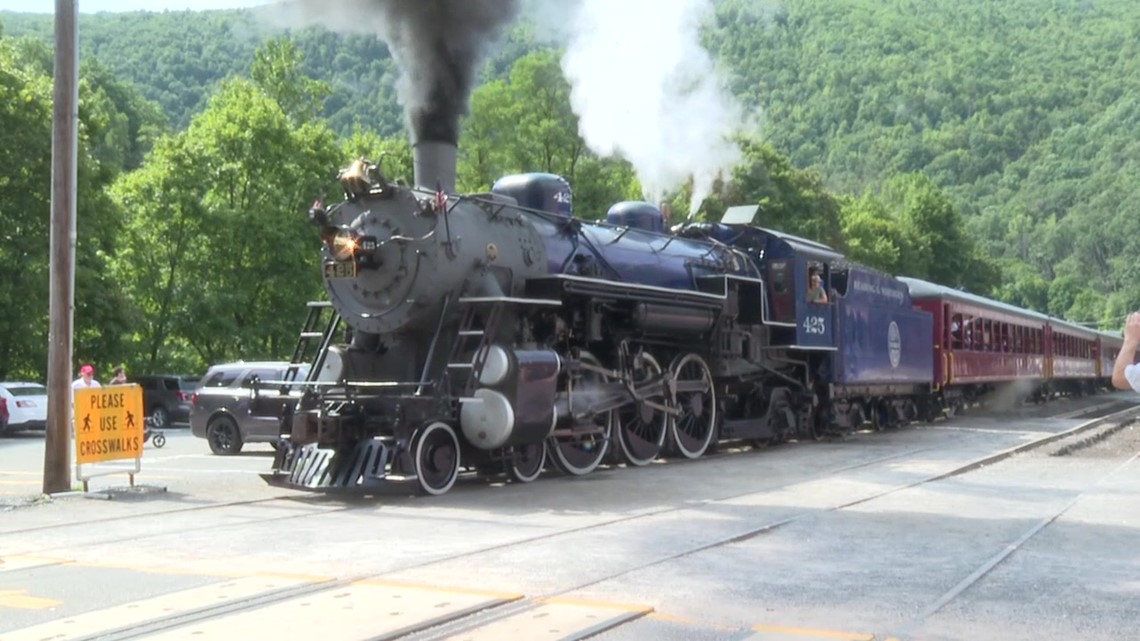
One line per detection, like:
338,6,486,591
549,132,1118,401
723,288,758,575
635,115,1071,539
0,382,48,435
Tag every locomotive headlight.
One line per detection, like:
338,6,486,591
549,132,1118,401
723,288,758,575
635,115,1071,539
330,231,358,261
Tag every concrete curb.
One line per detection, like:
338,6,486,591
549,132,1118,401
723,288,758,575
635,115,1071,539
933,403,1140,481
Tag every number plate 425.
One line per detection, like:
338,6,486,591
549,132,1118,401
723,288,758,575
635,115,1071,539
802,315,826,335
324,260,357,279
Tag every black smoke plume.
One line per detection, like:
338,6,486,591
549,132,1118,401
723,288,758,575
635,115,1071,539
282,0,520,144
380,0,521,143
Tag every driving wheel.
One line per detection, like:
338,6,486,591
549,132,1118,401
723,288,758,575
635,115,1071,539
414,422,461,496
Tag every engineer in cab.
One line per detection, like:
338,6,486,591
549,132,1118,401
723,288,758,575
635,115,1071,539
807,266,829,304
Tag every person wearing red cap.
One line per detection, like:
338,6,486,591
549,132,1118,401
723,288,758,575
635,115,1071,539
72,364,102,390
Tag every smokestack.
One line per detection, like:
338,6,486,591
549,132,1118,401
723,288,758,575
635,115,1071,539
413,141,458,194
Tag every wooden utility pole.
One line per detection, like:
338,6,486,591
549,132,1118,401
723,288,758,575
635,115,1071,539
42,0,79,495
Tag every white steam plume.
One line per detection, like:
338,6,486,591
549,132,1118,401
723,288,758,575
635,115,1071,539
560,0,752,217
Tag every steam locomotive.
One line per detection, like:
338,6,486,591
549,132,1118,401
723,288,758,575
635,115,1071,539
258,142,1127,495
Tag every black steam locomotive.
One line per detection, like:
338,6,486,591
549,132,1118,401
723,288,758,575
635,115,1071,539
257,142,1115,496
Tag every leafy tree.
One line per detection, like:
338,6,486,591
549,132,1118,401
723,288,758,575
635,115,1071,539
109,42,341,371
184,88,339,363
697,137,844,247
1047,275,1083,318
460,49,586,187
459,49,640,216
109,135,211,373
994,259,1049,313
0,35,139,380
251,37,331,126
1066,289,1105,326
0,40,52,380
871,172,997,293
838,193,910,275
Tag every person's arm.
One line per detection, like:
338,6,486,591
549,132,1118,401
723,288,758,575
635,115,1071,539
1111,312,1140,390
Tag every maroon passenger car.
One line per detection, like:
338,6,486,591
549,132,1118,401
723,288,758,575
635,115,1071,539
900,277,1050,408
899,276,1132,408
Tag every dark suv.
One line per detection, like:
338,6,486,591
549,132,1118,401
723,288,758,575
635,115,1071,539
189,361,309,455
134,374,200,428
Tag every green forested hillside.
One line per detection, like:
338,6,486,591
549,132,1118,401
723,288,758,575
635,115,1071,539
0,8,408,136
5,1,1138,327
3,0,1140,379
708,0,1140,323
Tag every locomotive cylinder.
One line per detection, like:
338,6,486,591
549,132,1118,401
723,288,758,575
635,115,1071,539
631,303,717,334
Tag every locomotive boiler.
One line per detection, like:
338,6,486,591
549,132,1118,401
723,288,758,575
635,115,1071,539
265,142,761,494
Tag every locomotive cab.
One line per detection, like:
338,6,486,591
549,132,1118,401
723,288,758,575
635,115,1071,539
762,240,840,350
716,205,840,351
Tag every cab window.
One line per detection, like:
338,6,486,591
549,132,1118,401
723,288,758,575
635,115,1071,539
767,260,795,323
771,261,788,293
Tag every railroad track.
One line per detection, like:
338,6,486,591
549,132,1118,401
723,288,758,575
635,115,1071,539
3,396,1125,558
396,403,1140,641
3,401,1135,641
3,396,1129,537
884,416,1140,640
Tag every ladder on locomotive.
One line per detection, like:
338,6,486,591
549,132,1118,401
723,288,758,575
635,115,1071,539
287,300,342,387
445,299,507,398
443,296,563,397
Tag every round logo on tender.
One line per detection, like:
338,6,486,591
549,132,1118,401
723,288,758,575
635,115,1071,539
888,321,902,368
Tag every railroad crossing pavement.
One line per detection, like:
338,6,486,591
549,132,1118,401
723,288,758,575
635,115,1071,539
0,393,1138,641
0,426,279,507
0,394,1132,508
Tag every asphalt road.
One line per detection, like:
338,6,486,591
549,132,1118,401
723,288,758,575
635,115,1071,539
0,393,1137,641
0,423,278,506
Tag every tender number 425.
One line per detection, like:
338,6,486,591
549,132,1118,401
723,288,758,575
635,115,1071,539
803,316,826,335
